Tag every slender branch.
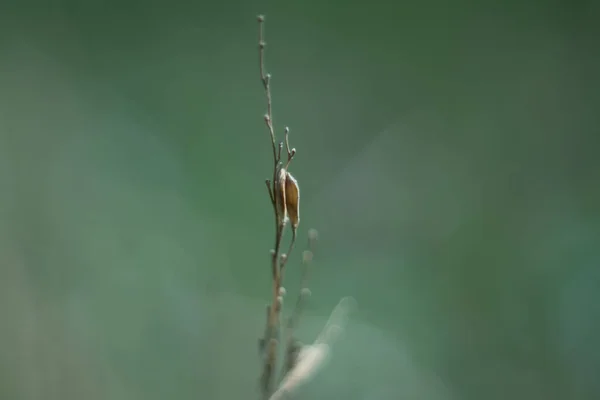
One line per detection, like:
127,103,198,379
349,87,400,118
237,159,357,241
253,15,354,400
284,127,296,170
258,15,278,166
258,14,287,399
279,231,296,274
281,231,317,378
265,179,274,206
284,127,291,158
269,297,356,400
256,14,312,400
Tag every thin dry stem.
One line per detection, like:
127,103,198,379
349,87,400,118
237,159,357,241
281,235,316,378
253,20,354,392
258,14,287,399
270,297,356,400
258,16,278,167
284,127,296,170
257,14,305,399
279,231,296,273
284,128,292,158
265,179,274,206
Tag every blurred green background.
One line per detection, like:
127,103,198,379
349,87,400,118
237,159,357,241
0,0,599,399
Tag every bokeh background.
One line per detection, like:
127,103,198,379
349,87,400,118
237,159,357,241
0,0,599,399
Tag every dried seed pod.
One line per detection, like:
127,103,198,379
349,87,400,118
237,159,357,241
285,171,300,230
274,166,288,226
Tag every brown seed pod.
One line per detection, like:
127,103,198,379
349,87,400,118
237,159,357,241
285,171,300,230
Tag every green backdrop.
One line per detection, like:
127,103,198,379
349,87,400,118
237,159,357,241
0,1,598,399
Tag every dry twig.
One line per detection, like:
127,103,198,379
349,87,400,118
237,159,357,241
255,15,354,400
270,297,357,400
257,14,302,399
281,229,318,377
